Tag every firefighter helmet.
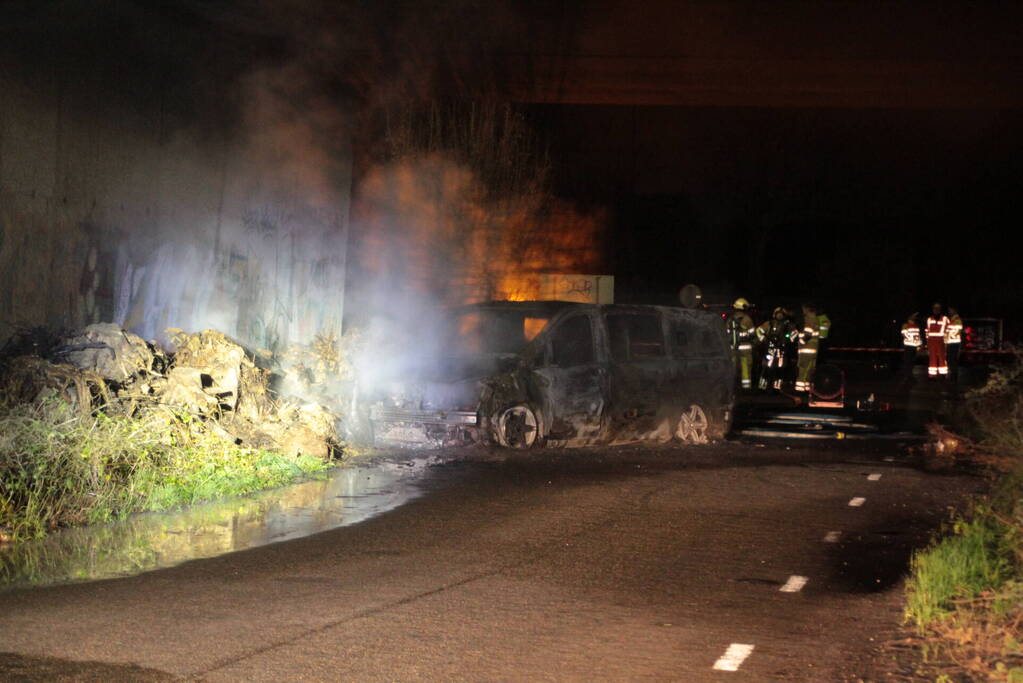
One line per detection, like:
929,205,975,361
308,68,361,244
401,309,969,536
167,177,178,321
772,306,785,317
733,297,751,310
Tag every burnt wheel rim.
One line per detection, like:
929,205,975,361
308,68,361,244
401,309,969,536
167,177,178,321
676,404,710,444
499,406,538,448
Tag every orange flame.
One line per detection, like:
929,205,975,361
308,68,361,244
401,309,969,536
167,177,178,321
354,156,604,307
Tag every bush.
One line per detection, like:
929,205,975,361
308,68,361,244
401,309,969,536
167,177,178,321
967,346,1023,461
0,400,329,541
904,353,1023,678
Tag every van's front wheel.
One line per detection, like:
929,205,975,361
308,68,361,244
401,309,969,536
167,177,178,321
496,405,541,449
675,404,710,444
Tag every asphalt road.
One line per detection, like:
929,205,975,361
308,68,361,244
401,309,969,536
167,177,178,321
0,440,984,681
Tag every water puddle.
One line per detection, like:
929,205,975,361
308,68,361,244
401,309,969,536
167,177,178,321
0,459,439,591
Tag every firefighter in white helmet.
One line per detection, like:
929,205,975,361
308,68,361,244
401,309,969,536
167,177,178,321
794,302,820,393
726,298,755,390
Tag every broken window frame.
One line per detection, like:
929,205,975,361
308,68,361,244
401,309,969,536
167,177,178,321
605,312,667,362
545,313,597,368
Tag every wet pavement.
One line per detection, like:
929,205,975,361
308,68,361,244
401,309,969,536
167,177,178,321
0,456,447,591
0,436,985,681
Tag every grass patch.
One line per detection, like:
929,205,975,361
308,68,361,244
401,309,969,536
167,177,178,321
0,400,330,541
903,351,1023,679
906,514,1015,627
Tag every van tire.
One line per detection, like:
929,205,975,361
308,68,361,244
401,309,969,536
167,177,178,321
675,404,710,444
496,405,542,449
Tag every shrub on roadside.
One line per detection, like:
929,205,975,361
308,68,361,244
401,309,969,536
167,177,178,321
0,400,329,541
904,352,1023,679
967,346,1023,462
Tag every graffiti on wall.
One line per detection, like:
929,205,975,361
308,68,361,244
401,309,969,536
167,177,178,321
113,203,346,352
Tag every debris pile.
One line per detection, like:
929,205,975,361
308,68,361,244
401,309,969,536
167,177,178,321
918,422,962,472
0,323,346,460
275,330,365,441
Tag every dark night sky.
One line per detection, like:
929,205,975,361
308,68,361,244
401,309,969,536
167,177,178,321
505,1,1023,342
533,104,1023,342
2,0,1022,344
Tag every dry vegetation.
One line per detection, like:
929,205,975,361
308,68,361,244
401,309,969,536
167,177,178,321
0,399,328,541
0,325,345,543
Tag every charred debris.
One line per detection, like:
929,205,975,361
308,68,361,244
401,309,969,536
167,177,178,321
0,323,353,461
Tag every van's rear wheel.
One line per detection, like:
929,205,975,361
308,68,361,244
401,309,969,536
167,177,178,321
675,404,710,444
497,405,540,449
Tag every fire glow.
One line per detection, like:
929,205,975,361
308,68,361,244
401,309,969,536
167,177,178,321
353,155,605,310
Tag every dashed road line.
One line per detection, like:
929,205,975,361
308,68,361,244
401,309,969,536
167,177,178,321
779,575,808,592
713,643,755,671
867,473,882,481
823,530,842,543
848,497,866,507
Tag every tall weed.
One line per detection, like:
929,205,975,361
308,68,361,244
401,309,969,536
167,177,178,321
0,400,328,540
904,354,1023,678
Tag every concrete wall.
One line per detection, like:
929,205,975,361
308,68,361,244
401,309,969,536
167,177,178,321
0,64,352,351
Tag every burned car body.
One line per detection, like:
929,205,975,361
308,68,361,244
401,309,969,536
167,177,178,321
365,301,735,448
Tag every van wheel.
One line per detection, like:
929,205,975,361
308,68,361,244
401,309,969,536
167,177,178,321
675,404,710,444
497,405,540,449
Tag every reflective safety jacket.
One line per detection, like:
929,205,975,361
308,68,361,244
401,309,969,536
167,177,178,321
727,311,755,351
817,313,831,340
756,318,793,349
902,322,922,347
927,315,950,339
945,314,963,345
797,313,820,354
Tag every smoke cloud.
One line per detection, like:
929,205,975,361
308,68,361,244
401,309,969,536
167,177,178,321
113,61,352,352
2,0,606,417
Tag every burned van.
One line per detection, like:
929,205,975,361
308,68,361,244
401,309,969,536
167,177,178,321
365,301,735,448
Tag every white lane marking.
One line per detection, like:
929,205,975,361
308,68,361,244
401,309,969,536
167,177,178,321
713,643,755,671
849,497,866,507
779,575,808,592
883,456,895,462
867,473,882,481
823,530,842,543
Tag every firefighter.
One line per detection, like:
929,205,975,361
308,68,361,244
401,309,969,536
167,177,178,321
945,306,963,382
900,313,922,381
727,298,755,390
756,306,793,391
925,302,950,378
794,303,819,393
816,307,832,358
